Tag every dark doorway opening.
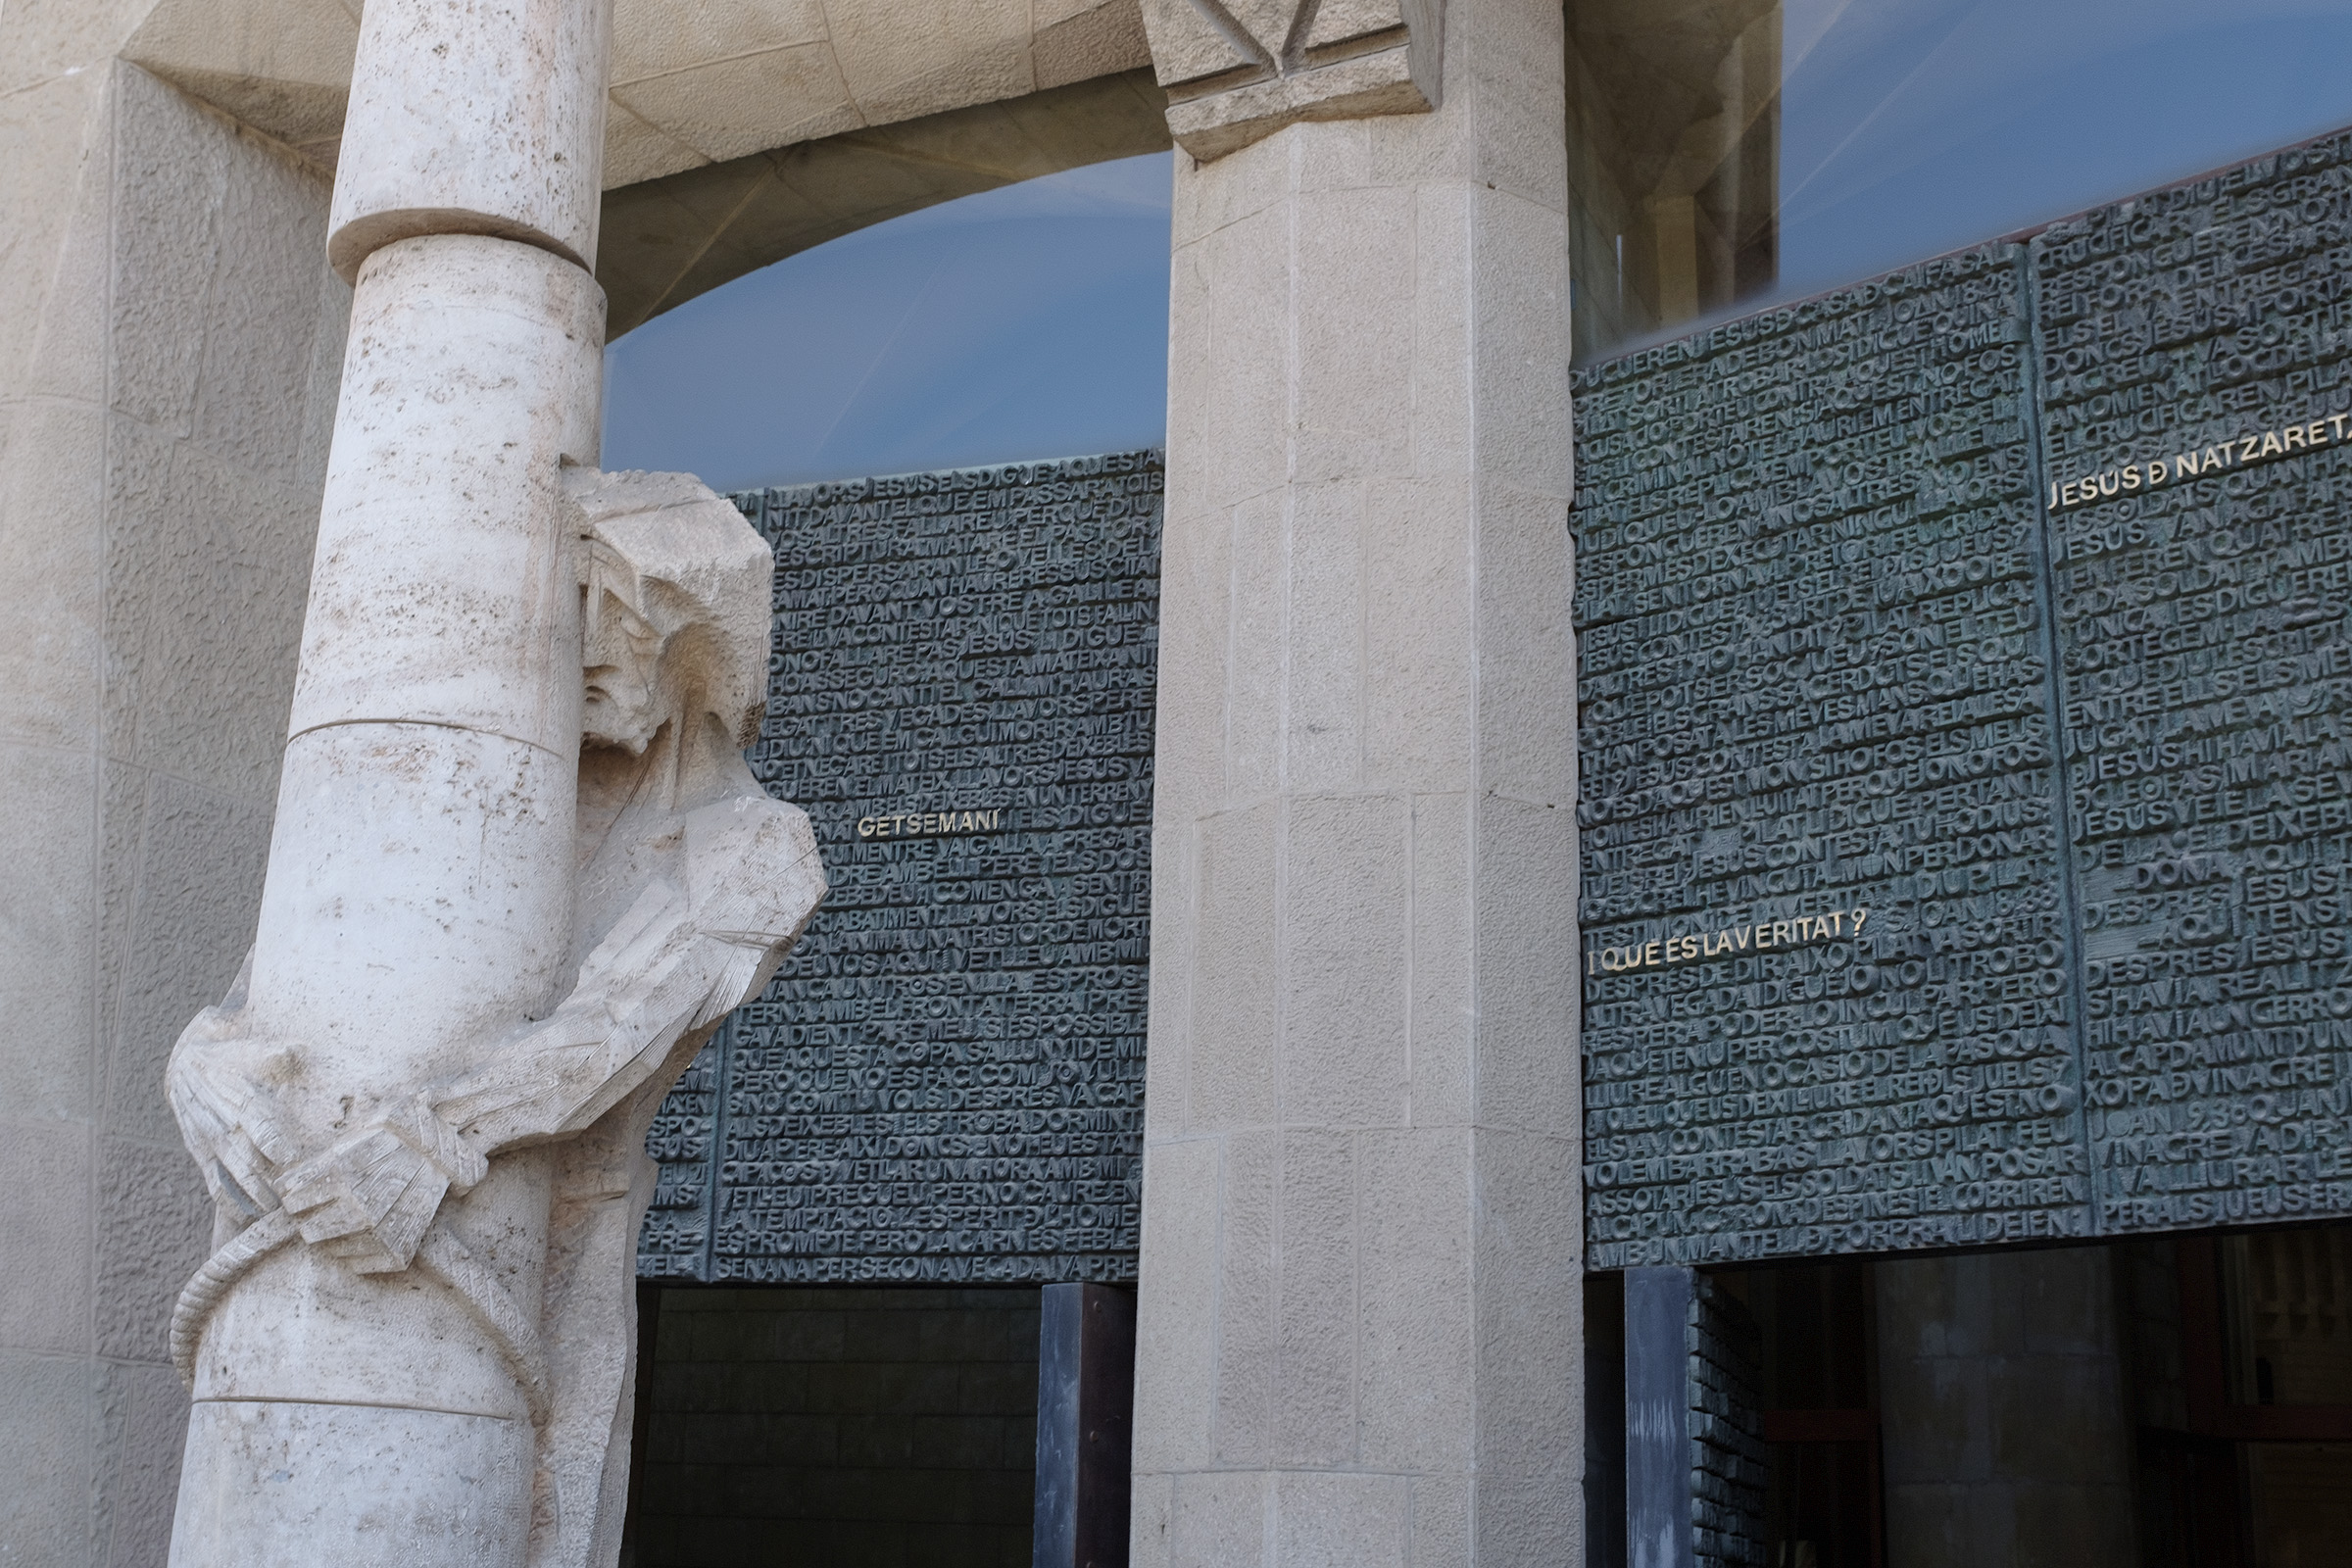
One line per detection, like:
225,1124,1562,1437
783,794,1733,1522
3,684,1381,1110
621,1286,1040,1568
1586,1225,2352,1568
2130,1228,2352,1566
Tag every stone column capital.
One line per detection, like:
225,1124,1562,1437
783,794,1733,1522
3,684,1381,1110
1137,0,1443,161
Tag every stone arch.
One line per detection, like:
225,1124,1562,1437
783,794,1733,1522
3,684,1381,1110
596,67,1170,336
118,0,1173,337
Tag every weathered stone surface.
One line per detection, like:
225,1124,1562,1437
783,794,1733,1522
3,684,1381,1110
99,1359,196,1568
0,1349,99,1565
96,1138,213,1363
327,0,613,277
120,0,1160,191
639,453,1164,1287
170,466,827,1567
171,469,827,1568
1129,0,1578,1555
1138,0,1439,160
595,69,1170,337
286,234,603,756
0,50,350,1566
155,29,832,1568
172,1400,537,1567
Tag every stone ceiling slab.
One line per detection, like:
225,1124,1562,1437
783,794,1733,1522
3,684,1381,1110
596,66,1169,335
121,0,358,157
110,0,1167,338
610,40,862,166
611,0,830,83
122,0,1155,192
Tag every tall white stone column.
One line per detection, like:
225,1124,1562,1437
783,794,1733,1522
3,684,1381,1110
168,1,613,1563
1129,0,1582,1560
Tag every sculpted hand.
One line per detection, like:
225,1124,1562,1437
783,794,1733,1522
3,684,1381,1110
167,982,300,1221
277,1099,489,1273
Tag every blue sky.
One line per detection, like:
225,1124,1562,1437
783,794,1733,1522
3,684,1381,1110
602,151,1174,492
605,9,2352,486
1778,0,2352,302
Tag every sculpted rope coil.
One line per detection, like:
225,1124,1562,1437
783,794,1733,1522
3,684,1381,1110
169,1209,297,1386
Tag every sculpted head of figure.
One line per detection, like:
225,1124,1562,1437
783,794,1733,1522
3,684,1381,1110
566,468,773,759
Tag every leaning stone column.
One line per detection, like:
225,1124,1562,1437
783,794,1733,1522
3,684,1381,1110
166,1,612,1563
1130,0,1582,1561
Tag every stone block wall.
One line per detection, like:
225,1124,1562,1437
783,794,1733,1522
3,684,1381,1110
1875,1248,2138,1567
627,1287,1041,1568
0,42,347,1565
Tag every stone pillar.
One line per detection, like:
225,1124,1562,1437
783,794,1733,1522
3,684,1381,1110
1625,1269,1696,1568
165,1,612,1563
1875,1249,2139,1567
1127,0,1581,1559
1034,1283,1139,1568
1622,1270,1766,1568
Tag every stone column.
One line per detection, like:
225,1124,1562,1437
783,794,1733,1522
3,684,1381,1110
1034,1283,1140,1568
1625,1269,1696,1568
167,1,612,1563
1127,0,1581,1560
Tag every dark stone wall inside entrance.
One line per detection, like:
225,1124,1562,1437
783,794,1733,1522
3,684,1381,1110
625,1286,1040,1568
638,452,1162,1285
1576,129,2352,1268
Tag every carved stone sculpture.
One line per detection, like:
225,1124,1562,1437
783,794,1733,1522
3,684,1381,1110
1137,0,1442,159
168,469,824,1566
